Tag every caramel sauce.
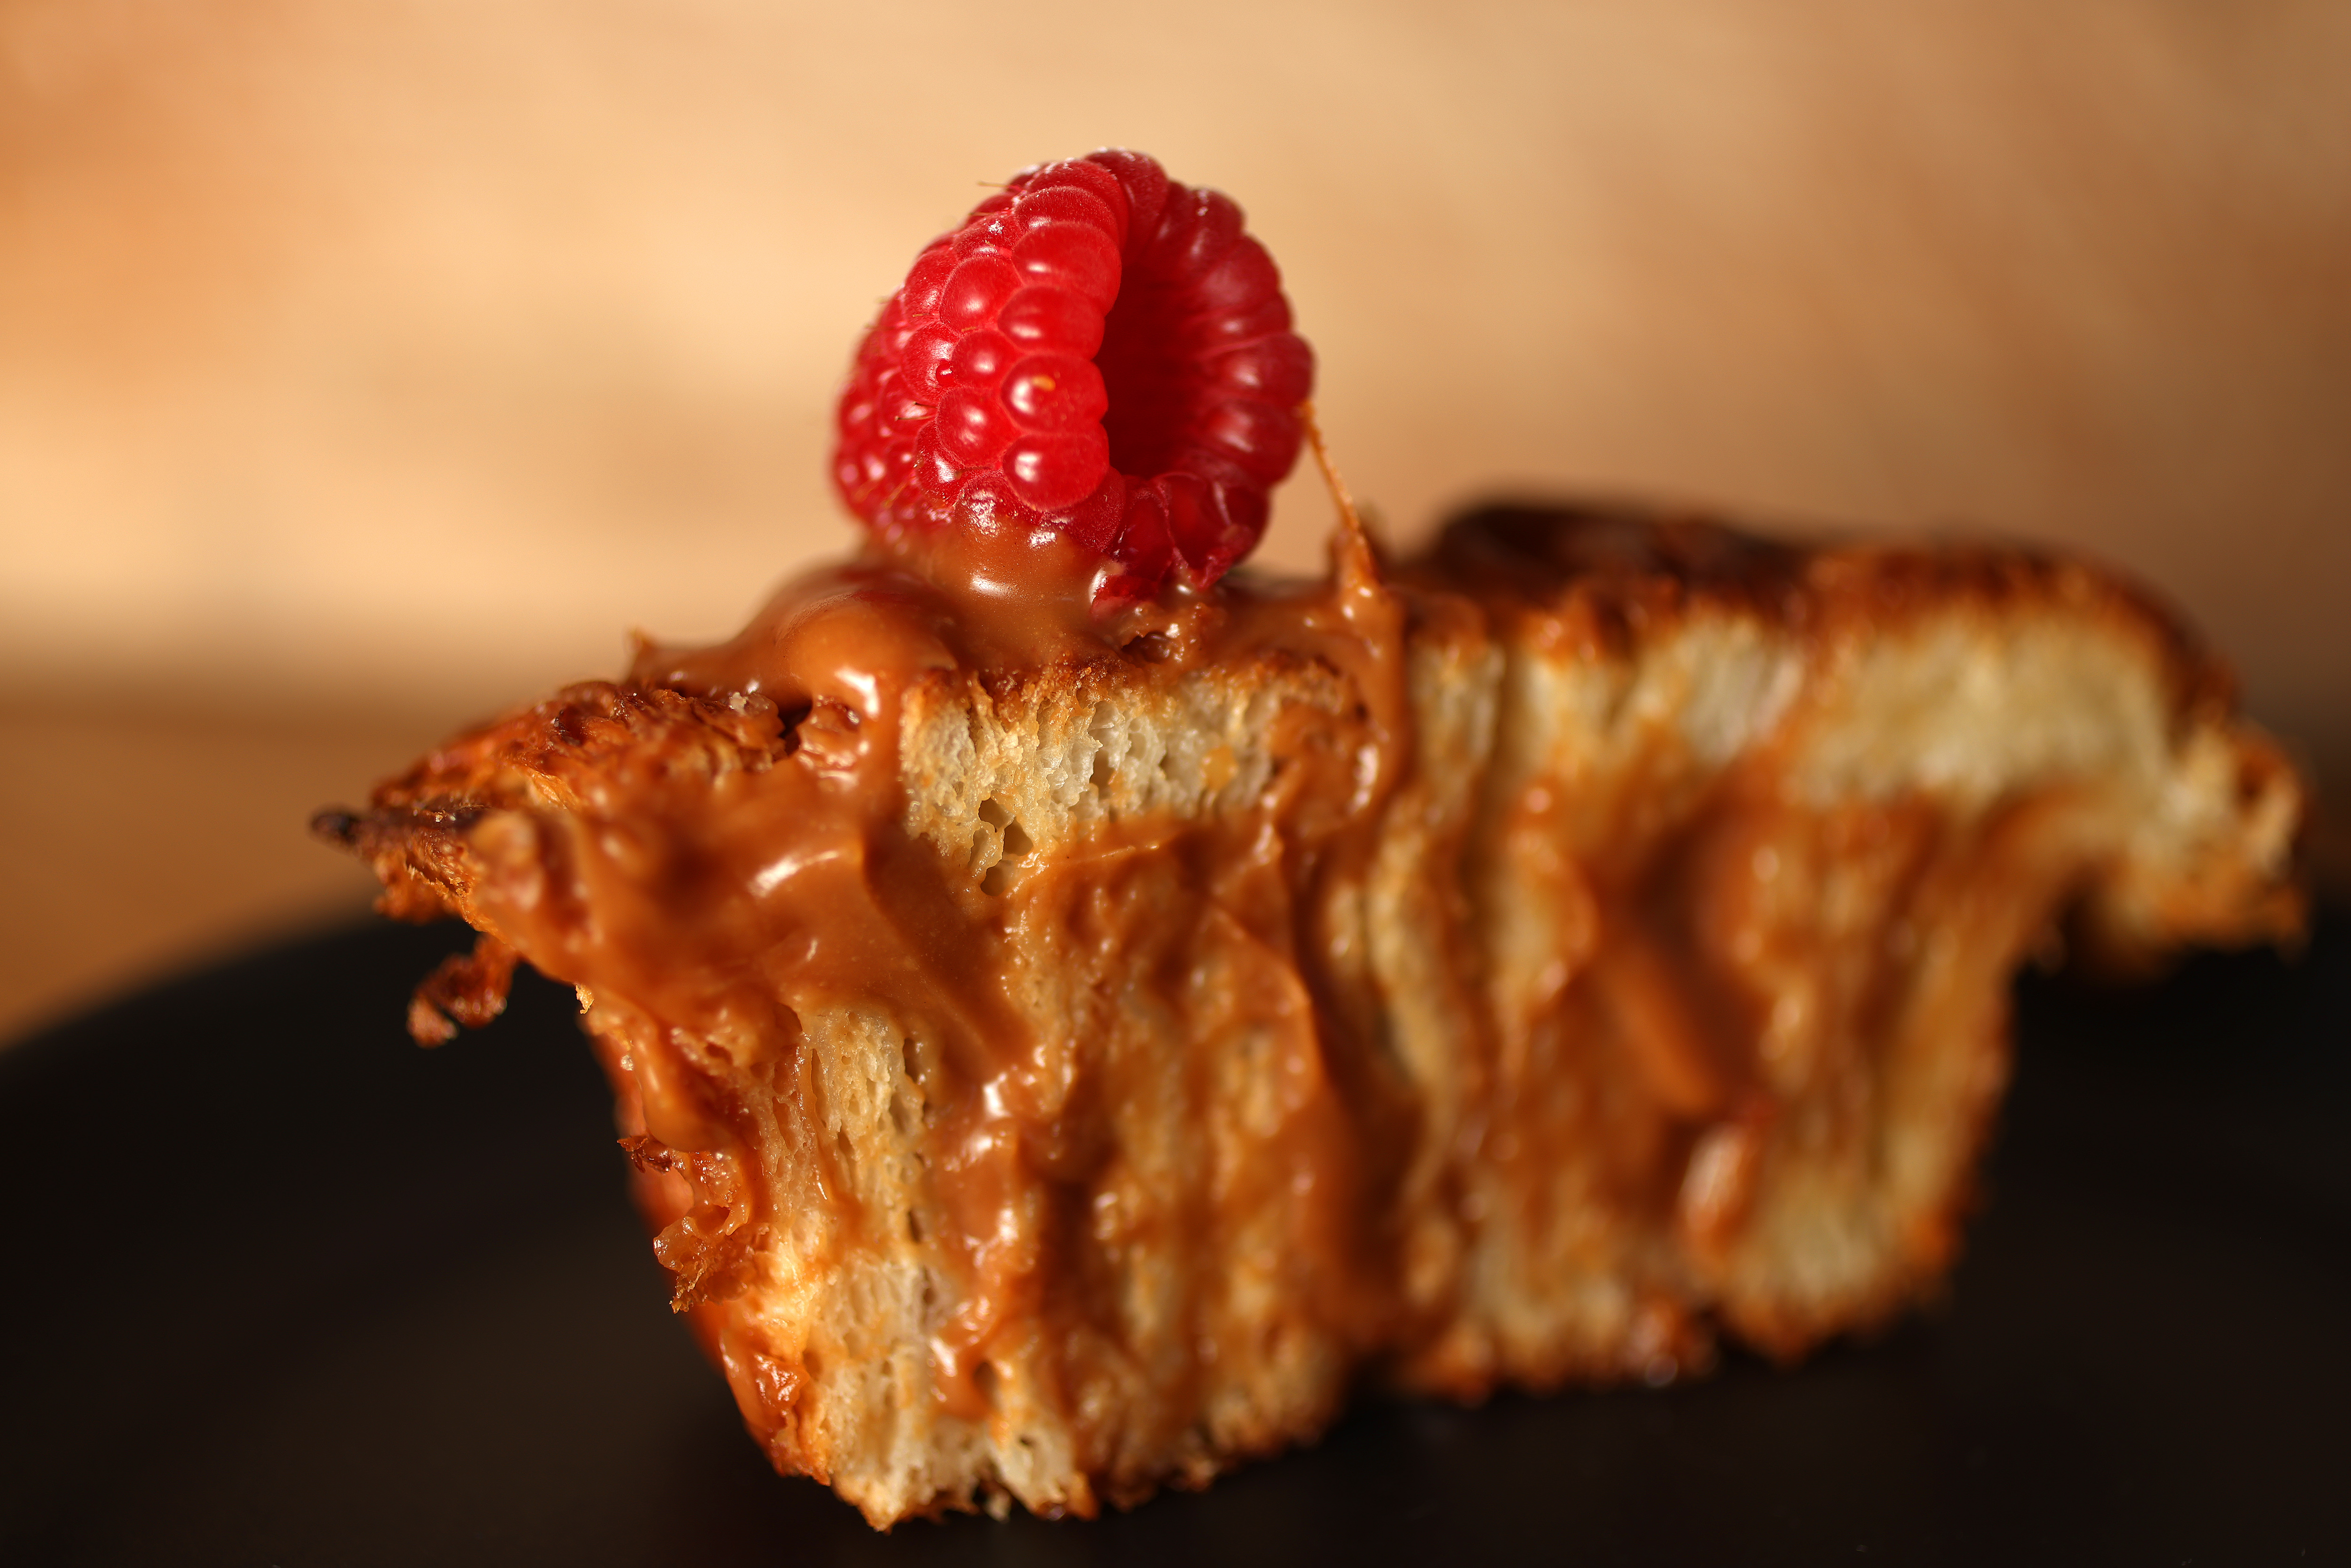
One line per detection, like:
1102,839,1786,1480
428,498,1439,1449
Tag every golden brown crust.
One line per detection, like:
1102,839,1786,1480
1417,498,2239,720
315,681,798,938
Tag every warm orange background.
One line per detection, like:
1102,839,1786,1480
4,0,2347,1039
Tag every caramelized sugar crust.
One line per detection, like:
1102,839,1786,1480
320,504,2303,1524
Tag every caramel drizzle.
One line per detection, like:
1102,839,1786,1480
426,435,1430,1439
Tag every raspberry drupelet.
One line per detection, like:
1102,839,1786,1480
833,150,1316,603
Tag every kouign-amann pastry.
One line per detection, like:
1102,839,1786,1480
318,151,2304,1526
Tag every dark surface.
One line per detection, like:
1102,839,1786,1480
2,915,2344,1566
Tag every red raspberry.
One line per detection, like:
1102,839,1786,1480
833,150,1315,600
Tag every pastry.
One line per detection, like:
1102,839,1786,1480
317,151,2304,1525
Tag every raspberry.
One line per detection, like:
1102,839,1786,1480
833,150,1315,600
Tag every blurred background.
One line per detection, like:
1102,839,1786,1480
4,0,2347,1040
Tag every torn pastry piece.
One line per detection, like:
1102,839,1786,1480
319,497,2303,1526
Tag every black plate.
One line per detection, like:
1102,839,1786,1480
3,914,2345,1565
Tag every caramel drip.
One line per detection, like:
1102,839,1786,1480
440,493,1428,1431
